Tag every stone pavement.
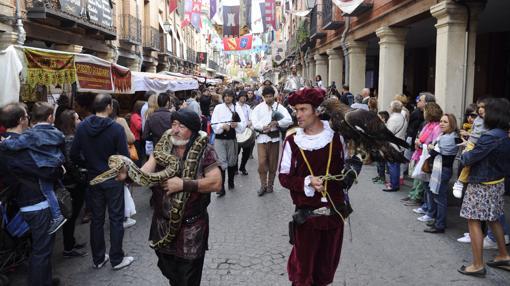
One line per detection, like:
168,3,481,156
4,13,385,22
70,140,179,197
8,156,510,285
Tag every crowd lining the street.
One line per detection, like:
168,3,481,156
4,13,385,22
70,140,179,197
0,67,509,285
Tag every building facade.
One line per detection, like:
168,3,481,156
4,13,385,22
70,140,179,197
0,0,225,75
280,0,510,121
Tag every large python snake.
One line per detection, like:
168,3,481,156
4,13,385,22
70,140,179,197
90,129,209,250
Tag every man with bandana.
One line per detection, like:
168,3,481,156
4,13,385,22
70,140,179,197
279,88,362,286
136,108,222,285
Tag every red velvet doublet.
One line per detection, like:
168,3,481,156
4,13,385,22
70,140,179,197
279,133,346,286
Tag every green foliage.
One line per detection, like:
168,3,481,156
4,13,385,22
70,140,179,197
297,21,309,44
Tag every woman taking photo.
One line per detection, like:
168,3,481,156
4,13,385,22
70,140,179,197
423,113,459,233
458,98,510,277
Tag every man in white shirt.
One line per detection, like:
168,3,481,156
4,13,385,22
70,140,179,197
284,65,304,92
251,86,292,196
211,89,247,197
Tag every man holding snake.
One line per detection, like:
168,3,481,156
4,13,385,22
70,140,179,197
135,108,222,285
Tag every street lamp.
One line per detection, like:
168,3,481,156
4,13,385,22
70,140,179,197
163,20,172,34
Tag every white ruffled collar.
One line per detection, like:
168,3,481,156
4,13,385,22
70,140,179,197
294,121,334,151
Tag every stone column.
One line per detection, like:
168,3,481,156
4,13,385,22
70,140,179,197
431,0,485,119
314,54,328,87
0,32,20,50
53,44,83,53
308,55,316,85
376,26,408,111
346,40,367,96
327,49,343,88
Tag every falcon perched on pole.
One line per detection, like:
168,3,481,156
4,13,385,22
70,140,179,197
318,97,410,163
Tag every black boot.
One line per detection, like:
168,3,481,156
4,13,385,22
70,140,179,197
227,166,236,189
217,169,226,197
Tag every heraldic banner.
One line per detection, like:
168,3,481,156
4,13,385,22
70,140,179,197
24,48,76,87
223,34,253,51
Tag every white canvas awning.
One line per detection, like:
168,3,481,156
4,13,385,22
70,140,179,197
132,72,198,92
332,0,365,14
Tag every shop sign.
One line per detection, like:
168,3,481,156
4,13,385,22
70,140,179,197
87,0,113,27
75,55,113,92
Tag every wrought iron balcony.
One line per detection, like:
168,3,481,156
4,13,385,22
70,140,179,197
118,14,141,45
309,6,326,41
25,0,116,40
143,26,160,52
322,0,344,30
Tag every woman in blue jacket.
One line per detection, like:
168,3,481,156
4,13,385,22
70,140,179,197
458,98,510,277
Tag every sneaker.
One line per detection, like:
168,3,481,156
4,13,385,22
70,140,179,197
123,218,136,229
457,233,471,243
417,215,434,222
452,181,464,198
483,236,498,250
48,216,67,235
63,248,87,258
413,207,426,215
371,176,381,182
483,235,510,249
93,254,109,269
112,256,134,270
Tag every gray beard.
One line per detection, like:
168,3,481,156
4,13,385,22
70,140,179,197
170,136,189,146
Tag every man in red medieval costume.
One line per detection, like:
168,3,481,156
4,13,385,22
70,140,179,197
279,87,362,286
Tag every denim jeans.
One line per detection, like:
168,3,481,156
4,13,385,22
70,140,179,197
376,161,386,179
86,181,125,266
387,162,400,189
487,213,510,241
20,207,55,286
421,181,431,213
429,168,452,230
38,179,62,219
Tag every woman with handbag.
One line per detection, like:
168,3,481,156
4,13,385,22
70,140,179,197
422,114,459,233
56,110,88,258
457,98,510,277
408,103,443,222
111,100,137,229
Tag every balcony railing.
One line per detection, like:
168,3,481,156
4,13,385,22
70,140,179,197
118,14,141,45
309,6,326,41
25,0,116,39
322,0,344,30
143,26,160,52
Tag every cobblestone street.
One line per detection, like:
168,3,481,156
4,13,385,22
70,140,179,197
8,156,510,285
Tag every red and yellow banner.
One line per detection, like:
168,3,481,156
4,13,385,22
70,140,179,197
223,35,253,51
75,54,113,93
24,48,76,87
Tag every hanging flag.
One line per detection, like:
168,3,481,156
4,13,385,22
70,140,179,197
264,0,276,31
223,4,240,37
181,0,192,27
169,0,178,14
251,0,263,34
332,0,364,14
244,0,252,29
196,52,208,64
223,34,253,51
191,0,202,31
210,0,216,19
